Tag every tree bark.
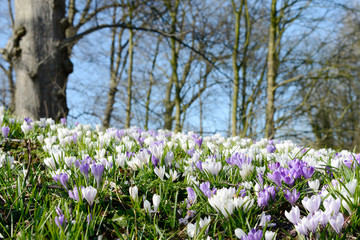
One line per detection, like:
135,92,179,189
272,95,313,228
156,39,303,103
163,0,179,131
230,0,244,137
12,0,72,120
125,28,134,129
265,0,278,139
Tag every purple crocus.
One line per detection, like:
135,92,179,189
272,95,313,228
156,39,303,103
200,182,212,198
266,144,276,153
302,166,315,179
281,171,295,186
137,137,145,147
258,190,270,207
69,186,81,201
268,171,282,186
257,186,276,208
186,187,197,208
186,148,196,157
55,215,66,230
79,162,90,178
54,207,66,230
284,188,300,206
58,173,69,189
194,138,203,149
60,118,66,125
55,207,63,216
91,164,105,188
151,155,159,167
245,229,263,240
24,117,33,124
1,126,10,138
195,161,203,171
257,173,264,186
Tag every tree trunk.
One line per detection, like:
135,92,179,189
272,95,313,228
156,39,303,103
163,0,179,131
12,0,72,120
265,0,278,139
230,0,243,137
125,28,134,129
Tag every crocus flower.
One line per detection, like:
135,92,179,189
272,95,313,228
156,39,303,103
69,186,81,201
194,138,203,149
308,179,320,192
154,166,165,181
200,181,212,198
323,197,341,216
257,190,270,207
186,187,197,207
329,212,344,234
55,207,63,216
301,166,315,179
257,186,276,208
295,218,308,236
129,186,138,202
304,214,319,233
79,162,90,178
284,188,300,206
285,206,301,225
144,200,151,215
235,228,246,239
91,164,104,188
187,223,196,238
60,118,66,125
54,207,66,230
58,173,69,189
165,169,179,182
266,144,276,153
82,186,97,206
199,216,211,234
267,171,282,186
259,212,273,227
265,231,276,240
152,194,161,212
1,126,9,138
195,161,203,171
247,229,263,240
55,215,66,230
151,155,159,167
302,195,321,214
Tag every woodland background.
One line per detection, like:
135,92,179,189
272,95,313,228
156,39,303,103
0,0,360,149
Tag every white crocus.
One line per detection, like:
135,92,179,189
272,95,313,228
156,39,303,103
308,179,320,192
345,179,357,195
82,186,97,206
165,169,179,182
115,153,127,168
144,200,151,215
285,206,301,225
187,223,196,238
234,228,246,239
44,157,56,170
265,231,277,240
329,213,344,234
152,194,161,212
64,156,76,168
239,163,254,180
199,216,211,230
129,186,138,202
302,195,321,214
154,166,165,181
